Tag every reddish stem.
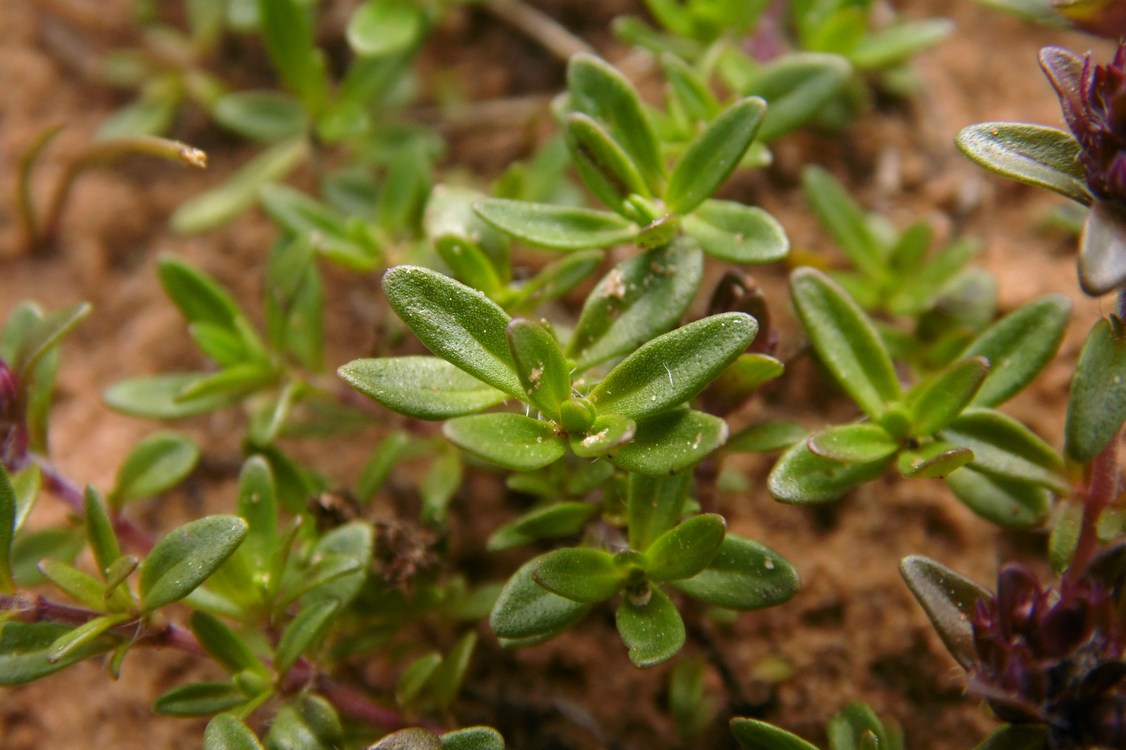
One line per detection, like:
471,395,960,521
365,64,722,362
1069,430,1121,576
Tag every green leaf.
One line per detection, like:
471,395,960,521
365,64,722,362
190,611,263,676
744,53,851,142
897,442,974,478
171,138,308,234
908,356,989,435
11,527,84,587
801,166,883,279
616,585,685,667
347,0,425,57
568,53,665,192
681,200,789,264
264,694,343,750
791,267,901,418
260,184,381,271
807,423,899,464
661,53,720,124
140,515,248,612
1066,317,1126,462
565,112,651,212
340,357,509,420
899,555,991,670
645,514,726,581
671,534,799,610
443,413,567,472
490,557,592,643
0,467,15,593
961,295,1070,408
851,19,953,69
440,727,506,750
941,409,1065,492
726,421,808,453
507,319,570,419
768,441,892,504
955,123,1090,206
570,413,636,457
397,652,442,707
110,432,200,507
300,522,372,607
667,97,766,214
38,559,107,610
488,501,600,551
9,465,39,535
236,455,278,574
533,548,623,603
370,728,443,750
205,715,266,750
730,717,819,750
826,702,895,750
0,621,115,685
47,612,128,664
945,466,1053,528
568,239,704,369
590,313,757,419
155,680,247,717
473,199,637,250
212,90,308,142
257,0,327,112
155,256,238,326
627,472,690,552
10,302,91,377
610,409,728,475
275,599,341,676
103,373,241,419
427,631,477,709
83,486,121,577
383,266,522,397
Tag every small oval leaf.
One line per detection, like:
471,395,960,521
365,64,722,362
340,356,509,420
671,534,799,611
645,514,726,581
140,515,248,612
615,585,685,667
474,199,637,250
667,97,766,214
443,413,567,472
533,548,623,603
955,123,1090,206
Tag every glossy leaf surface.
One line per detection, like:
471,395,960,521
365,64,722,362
533,548,623,603
616,585,685,667
383,266,521,397
956,123,1090,205
1065,317,1126,462
791,268,900,418
340,357,509,419
140,516,248,612
769,441,892,504
899,555,991,669
474,199,637,250
568,240,704,368
671,534,799,610
645,514,726,581
590,313,757,419
681,200,789,264
443,413,567,472
490,558,591,642
609,409,728,475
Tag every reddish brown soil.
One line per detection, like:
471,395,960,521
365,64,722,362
0,1,1117,749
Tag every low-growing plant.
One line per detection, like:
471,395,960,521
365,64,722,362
6,5,1126,750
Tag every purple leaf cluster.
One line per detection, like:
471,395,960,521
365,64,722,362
968,552,1126,749
0,360,22,469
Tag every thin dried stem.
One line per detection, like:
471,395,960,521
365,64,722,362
482,1,593,63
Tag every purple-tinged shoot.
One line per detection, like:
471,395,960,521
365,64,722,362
968,555,1126,749
1041,42,1126,295
0,359,23,469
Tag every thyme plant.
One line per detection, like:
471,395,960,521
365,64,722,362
4,3,1126,750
